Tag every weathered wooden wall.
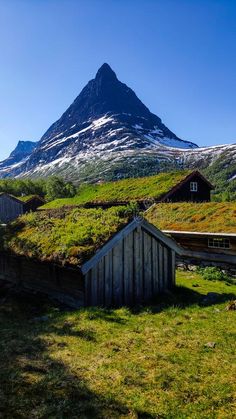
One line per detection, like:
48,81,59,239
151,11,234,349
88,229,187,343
0,195,24,223
85,225,175,307
0,252,85,307
169,233,236,255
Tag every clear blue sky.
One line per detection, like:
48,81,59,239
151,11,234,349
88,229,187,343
0,0,236,160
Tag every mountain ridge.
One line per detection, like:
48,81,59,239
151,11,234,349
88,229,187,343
0,63,235,188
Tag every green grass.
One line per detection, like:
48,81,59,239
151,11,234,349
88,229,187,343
2,206,133,266
146,202,236,233
0,270,235,418
41,170,191,209
17,195,41,202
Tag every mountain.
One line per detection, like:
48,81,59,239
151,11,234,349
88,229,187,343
0,141,38,177
0,63,197,181
0,63,235,190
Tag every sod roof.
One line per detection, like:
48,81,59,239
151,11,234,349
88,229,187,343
41,170,192,209
17,195,44,203
145,202,236,234
1,206,133,266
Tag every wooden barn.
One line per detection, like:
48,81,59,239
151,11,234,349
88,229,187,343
0,193,45,223
0,208,182,307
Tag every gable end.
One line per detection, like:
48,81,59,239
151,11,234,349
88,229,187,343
160,171,214,202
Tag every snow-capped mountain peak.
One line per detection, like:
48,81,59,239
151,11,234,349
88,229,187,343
1,63,234,183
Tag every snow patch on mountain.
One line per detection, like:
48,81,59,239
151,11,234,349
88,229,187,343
0,63,235,182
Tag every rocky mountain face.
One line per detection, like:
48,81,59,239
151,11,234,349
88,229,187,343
0,63,235,186
0,141,38,177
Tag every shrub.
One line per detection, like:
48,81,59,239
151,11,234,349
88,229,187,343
198,266,233,283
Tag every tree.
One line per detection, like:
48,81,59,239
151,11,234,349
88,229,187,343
45,177,76,201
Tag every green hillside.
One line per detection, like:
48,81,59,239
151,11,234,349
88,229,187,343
203,160,236,201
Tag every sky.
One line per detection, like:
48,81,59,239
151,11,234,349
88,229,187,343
0,0,236,160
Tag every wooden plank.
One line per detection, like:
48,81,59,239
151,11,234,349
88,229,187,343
163,247,169,290
97,258,105,306
90,266,98,305
152,237,159,296
104,252,112,307
158,243,163,291
84,271,91,306
123,231,134,306
140,220,183,255
143,231,152,300
112,240,124,306
171,250,176,287
134,226,143,303
82,219,139,274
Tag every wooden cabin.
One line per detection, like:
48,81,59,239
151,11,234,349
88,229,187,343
0,216,182,307
0,193,24,223
146,202,236,269
20,195,45,212
162,230,236,267
39,170,214,212
160,171,214,203
0,193,45,223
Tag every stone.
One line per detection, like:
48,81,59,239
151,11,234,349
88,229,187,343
204,342,216,349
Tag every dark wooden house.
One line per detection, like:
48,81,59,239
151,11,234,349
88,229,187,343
160,171,214,203
0,193,45,223
21,195,45,212
0,193,24,224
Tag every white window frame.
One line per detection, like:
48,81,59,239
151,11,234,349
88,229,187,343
190,181,198,192
208,238,230,249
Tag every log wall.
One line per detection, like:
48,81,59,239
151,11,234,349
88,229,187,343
0,252,85,307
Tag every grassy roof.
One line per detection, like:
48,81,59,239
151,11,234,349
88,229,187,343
1,206,133,267
41,170,192,209
17,195,43,202
146,202,236,234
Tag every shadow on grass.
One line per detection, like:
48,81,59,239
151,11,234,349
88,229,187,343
81,285,236,320
129,284,236,315
0,293,149,419
85,307,127,324
48,323,97,341
0,282,235,417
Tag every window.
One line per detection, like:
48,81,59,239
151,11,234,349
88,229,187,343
208,238,230,249
190,182,198,192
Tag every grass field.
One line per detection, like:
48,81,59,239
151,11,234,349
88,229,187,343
0,270,235,418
